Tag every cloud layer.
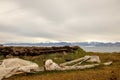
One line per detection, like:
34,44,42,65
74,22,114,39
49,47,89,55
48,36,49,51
0,0,120,43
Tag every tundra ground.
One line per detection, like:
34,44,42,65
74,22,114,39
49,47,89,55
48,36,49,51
1,48,120,80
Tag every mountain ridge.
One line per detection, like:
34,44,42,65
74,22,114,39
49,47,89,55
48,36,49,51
3,42,120,47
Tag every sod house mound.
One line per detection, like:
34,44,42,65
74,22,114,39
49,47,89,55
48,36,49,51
0,46,81,57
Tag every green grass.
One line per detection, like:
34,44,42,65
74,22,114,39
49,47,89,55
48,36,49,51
16,47,86,66
1,47,120,80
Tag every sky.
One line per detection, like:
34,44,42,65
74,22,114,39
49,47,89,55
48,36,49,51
0,0,120,43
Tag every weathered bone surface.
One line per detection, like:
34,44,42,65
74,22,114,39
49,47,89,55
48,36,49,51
86,56,101,63
0,58,40,80
0,56,112,80
73,56,91,66
61,64,100,70
60,56,90,66
45,59,61,71
45,56,112,71
60,55,101,66
103,61,113,66
45,59,100,71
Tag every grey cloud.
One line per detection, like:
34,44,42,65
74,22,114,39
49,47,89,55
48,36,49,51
0,24,58,39
17,0,120,20
16,0,71,22
0,0,120,42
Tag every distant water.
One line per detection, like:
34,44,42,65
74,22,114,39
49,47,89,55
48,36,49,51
81,46,120,53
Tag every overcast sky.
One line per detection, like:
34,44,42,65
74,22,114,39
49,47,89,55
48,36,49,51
0,0,120,43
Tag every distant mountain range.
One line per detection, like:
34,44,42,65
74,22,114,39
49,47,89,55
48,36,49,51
3,42,120,47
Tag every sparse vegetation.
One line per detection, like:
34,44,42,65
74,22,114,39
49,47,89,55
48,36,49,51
1,47,120,80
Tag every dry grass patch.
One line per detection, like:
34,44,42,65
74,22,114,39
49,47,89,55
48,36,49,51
3,52,120,80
